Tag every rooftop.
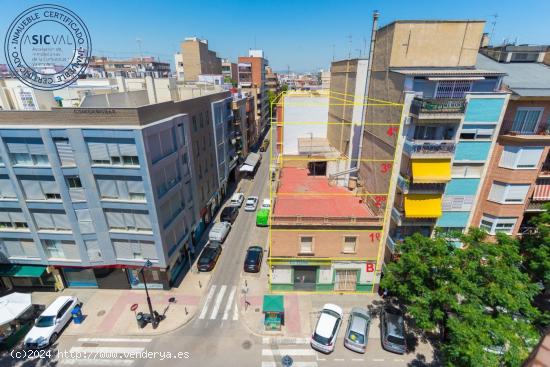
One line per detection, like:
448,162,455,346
476,54,550,97
273,167,373,218
390,67,505,77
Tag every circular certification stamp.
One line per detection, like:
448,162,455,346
4,4,92,90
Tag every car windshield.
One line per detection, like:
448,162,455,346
387,335,405,345
312,332,330,345
198,250,214,264
246,250,261,263
348,330,364,344
35,316,55,327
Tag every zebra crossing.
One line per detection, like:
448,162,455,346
261,337,318,367
57,337,153,366
197,284,239,322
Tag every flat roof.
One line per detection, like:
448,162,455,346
378,19,485,32
476,54,550,97
390,68,505,77
273,167,373,218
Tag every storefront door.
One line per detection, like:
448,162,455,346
63,268,98,288
334,269,357,291
293,266,317,291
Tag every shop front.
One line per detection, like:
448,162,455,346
127,267,169,290
0,264,56,290
269,259,377,293
60,266,132,289
262,295,284,331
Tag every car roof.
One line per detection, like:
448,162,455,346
42,296,76,316
262,199,270,204
231,193,243,199
211,222,229,231
247,196,258,200
248,245,262,251
385,311,405,337
316,310,340,338
349,309,370,334
222,206,236,212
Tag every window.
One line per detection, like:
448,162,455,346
442,195,474,211
0,210,28,230
67,176,82,189
6,138,50,167
104,209,152,232
511,108,543,134
435,80,472,99
499,146,543,169
488,182,530,204
32,210,71,231
20,176,60,201
343,236,357,253
44,240,64,258
460,127,494,140
451,163,484,178
122,155,139,165
479,215,517,235
192,116,197,132
53,137,76,166
113,239,157,260
87,139,139,167
1,239,38,259
299,236,313,254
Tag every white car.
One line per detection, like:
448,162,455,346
244,196,259,211
261,199,271,210
311,303,343,353
24,296,79,349
229,193,245,207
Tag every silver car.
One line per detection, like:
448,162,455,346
344,307,371,353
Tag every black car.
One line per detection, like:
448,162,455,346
244,246,263,273
197,244,222,272
220,206,239,223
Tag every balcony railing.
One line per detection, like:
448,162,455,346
404,139,455,156
411,98,466,115
270,215,382,226
397,174,446,193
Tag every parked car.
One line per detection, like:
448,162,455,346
260,139,270,152
310,303,343,353
229,193,245,207
380,306,406,354
208,222,231,243
244,246,263,272
24,296,79,349
344,307,371,353
197,243,222,272
256,208,269,227
244,196,259,211
220,206,239,223
261,199,271,209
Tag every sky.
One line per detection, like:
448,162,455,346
1,0,549,73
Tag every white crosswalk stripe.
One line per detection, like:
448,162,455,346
196,284,239,323
261,337,317,367
210,285,227,319
198,285,217,320
58,337,151,366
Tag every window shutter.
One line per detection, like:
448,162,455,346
88,142,109,161
116,180,129,199
119,143,137,156
505,184,530,202
27,143,46,155
7,143,29,153
52,212,70,230
499,146,519,168
517,148,543,168
140,241,157,259
21,240,39,258
0,178,16,198
55,140,76,166
134,212,151,230
127,179,144,194
113,240,132,259
105,211,124,229
85,240,101,261
9,211,25,223
4,239,24,257
97,178,118,198
34,212,54,229
40,178,59,195
488,182,506,202
21,179,43,200
107,143,120,157
61,241,79,259
0,210,11,222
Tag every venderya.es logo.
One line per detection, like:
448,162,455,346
4,4,92,90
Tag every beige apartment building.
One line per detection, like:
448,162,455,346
180,37,222,82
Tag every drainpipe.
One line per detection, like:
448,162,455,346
356,10,379,175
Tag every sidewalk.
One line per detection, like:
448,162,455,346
31,267,212,337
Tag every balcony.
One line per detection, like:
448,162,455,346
270,214,382,227
411,98,466,119
391,207,437,226
386,235,403,253
539,163,550,177
500,124,550,141
525,200,547,212
403,139,455,157
397,174,446,193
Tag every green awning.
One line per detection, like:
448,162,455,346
0,264,47,278
263,295,284,313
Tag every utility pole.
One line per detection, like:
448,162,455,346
331,44,336,61
136,38,143,61
347,34,352,59
489,13,498,46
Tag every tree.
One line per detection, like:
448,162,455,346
381,229,542,367
521,203,550,290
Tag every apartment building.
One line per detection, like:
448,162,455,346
359,20,509,264
269,91,383,293
265,66,279,94
174,52,185,80
222,59,238,85
181,38,222,82
471,47,550,237
85,56,171,79
0,85,233,291
238,50,270,142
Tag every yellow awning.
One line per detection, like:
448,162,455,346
404,194,442,218
411,159,451,183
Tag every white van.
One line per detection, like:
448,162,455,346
209,222,231,243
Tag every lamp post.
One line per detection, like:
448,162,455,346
139,259,159,329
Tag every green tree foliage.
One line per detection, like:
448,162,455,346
521,203,550,290
381,229,542,367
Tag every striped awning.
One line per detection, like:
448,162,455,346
404,194,442,218
533,179,550,201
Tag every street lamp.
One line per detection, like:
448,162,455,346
137,259,160,329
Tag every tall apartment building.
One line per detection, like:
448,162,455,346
269,91,383,293
265,66,279,94
471,47,550,237
0,87,234,291
222,59,238,85
238,50,270,143
359,20,509,267
85,56,171,79
181,38,222,82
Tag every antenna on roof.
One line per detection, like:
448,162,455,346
489,13,498,46
136,38,143,61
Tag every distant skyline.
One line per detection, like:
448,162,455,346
1,0,549,72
